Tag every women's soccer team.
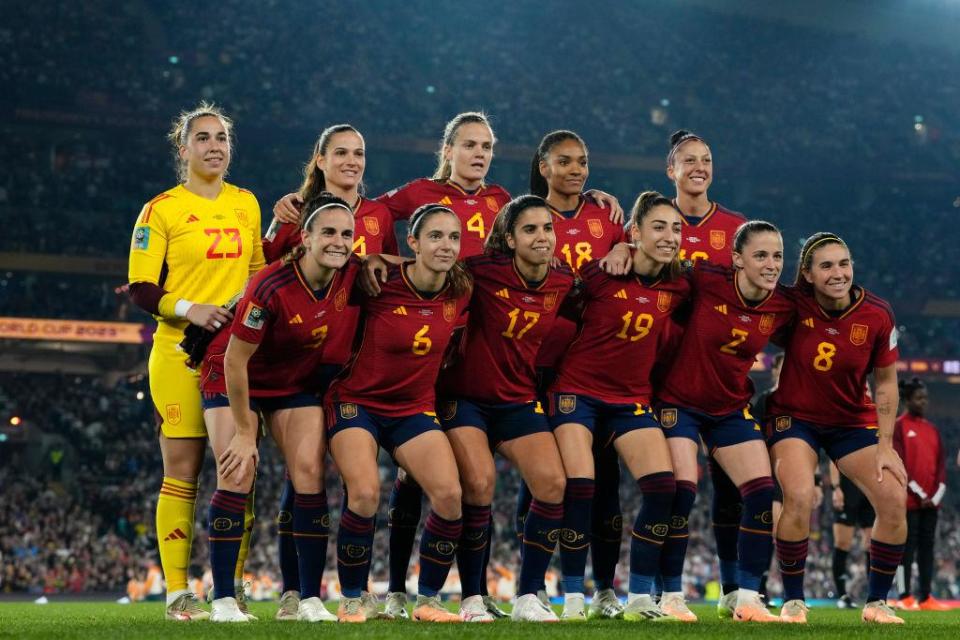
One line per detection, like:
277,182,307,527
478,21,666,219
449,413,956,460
127,103,909,625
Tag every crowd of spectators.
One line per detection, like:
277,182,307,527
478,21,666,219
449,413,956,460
2,372,958,599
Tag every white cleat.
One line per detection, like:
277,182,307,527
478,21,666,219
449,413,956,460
165,591,209,621
560,593,587,621
383,591,409,620
459,595,495,622
297,596,338,622
624,595,680,622
589,588,625,619
512,593,559,622
276,590,300,621
717,589,738,618
210,596,251,622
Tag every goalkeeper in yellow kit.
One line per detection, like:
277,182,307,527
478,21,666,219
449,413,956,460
127,103,264,621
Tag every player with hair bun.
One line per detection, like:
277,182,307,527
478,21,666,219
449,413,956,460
547,192,690,622
127,102,264,621
324,204,471,624
199,194,361,623
766,232,906,625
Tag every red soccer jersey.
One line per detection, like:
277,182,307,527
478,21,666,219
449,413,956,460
550,259,691,404
443,254,575,404
377,178,511,258
674,200,746,266
262,197,397,264
766,287,898,428
894,413,947,510
658,263,795,416
536,197,627,368
201,257,362,396
325,262,468,416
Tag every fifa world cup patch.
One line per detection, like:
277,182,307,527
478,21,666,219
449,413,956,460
132,226,151,250
775,416,792,432
242,302,266,330
165,403,182,426
558,395,577,414
660,408,678,428
339,403,358,420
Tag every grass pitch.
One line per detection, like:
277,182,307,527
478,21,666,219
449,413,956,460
0,601,958,639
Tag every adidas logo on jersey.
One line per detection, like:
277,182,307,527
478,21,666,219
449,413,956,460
496,288,510,299
802,317,815,328
186,214,199,223
714,304,727,314
614,289,628,299
393,306,408,316
439,196,453,206
164,528,188,542
288,314,303,324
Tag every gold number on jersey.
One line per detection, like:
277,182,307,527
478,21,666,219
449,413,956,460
412,325,432,356
466,212,486,238
502,308,540,340
720,328,749,354
678,248,709,264
308,325,329,349
560,242,593,270
813,341,837,372
352,236,367,257
615,311,654,342
205,228,243,259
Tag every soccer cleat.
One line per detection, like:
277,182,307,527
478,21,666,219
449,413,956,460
560,594,587,622
537,589,551,608
717,589,737,619
919,596,953,611
482,595,509,618
459,595,495,622
165,591,209,621
210,596,250,623
383,591,410,620
337,596,367,623
896,595,918,610
276,590,300,621
659,593,698,623
837,594,859,609
862,600,905,624
780,599,809,623
588,588,625,619
512,593,559,622
623,595,680,622
361,591,388,619
235,581,258,620
734,593,782,623
297,596,337,622
412,595,461,623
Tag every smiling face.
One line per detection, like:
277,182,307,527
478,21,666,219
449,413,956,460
540,137,588,198
733,230,784,293
301,206,355,270
317,130,365,192
506,207,555,269
408,210,462,274
667,139,712,198
445,122,494,186
803,242,853,304
631,204,682,266
179,115,231,180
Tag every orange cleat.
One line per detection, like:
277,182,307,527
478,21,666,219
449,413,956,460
896,595,919,610
734,593,783,623
412,595,462,623
863,601,905,624
659,593,698,623
337,597,367,623
919,596,953,612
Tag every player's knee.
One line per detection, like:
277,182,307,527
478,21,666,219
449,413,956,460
346,481,380,517
531,471,566,504
873,485,906,527
782,484,815,517
290,458,324,493
461,469,495,504
428,483,462,520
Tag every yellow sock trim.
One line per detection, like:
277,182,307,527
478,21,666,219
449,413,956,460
235,488,255,580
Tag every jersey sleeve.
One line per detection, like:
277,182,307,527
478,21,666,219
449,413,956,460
247,198,266,276
128,202,170,285
871,311,899,368
230,287,274,346
263,221,300,264
377,181,420,222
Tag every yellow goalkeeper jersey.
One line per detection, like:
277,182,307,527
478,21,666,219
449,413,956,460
128,182,265,340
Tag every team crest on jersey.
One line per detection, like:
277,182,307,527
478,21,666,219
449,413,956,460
485,196,499,212
710,230,726,250
759,313,776,335
587,219,604,239
850,323,869,346
657,291,672,312
442,299,457,322
660,408,678,428
165,403,182,426
558,395,577,414
339,403,358,420
234,209,248,227
242,302,266,330
335,288,347,311
363,216,380,236
544,291,558,311
132,226,150,250
775,416,792,432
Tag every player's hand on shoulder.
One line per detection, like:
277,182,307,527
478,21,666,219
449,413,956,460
273,192,303,224
599,242,632,275
360,254,390,296
585,189,624,223
186,303,233,332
